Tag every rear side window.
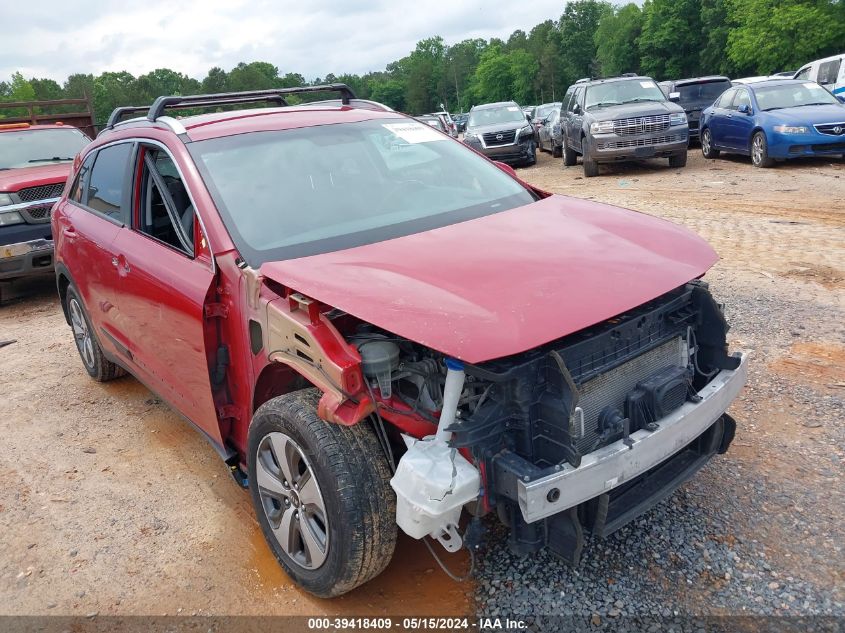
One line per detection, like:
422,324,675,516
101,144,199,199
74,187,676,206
715,89,736,109
818,59,841,85
69,154,95,204
86,144,132,223
794,67,811,81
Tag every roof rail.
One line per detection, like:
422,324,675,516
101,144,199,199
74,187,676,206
575,77,591,84
103,83,358,131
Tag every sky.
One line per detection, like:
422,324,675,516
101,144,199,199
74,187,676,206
1,0,574,83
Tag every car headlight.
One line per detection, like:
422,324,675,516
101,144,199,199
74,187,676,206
590,120,615,134
463,131,479,142
517,125,533,138
670,112,688,125
0,210,24,226
0,193,13,207
773,125,808,134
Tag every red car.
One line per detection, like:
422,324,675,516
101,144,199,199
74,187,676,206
0,123,90,282
53,85,747,597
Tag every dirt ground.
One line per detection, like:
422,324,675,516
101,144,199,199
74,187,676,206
1,148,843,616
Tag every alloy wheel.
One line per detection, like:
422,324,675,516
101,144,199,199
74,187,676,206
69,297,95,370
752,135,764,165
702,130,711,156
255,432,329,570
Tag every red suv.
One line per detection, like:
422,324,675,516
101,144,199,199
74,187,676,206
53,85,747,597
1,123,89,282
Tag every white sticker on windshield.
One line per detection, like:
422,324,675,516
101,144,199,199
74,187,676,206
382,122,446,143
507,106,520,111
640,81,652,88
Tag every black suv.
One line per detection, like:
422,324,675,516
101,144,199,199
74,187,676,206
559,75,689,177
462,101,536,166
659,76,732,141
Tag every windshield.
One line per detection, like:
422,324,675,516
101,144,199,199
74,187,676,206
676,81,731,103
585,80,666,110
535,103,561,121
189,118,535,264
468,105,526,128
0,128,88,169
755,82,840,111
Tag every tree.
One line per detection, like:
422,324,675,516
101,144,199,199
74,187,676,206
699,0,739,75
595,3,644,77
227,61,279,91
202,67,228,93
639,0,704,79
403,37,447,114
726,0,845,74
559,0,613,81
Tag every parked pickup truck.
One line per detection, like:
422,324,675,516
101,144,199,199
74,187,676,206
0,98,93,283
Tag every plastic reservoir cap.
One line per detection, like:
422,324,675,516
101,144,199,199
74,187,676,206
445,358,464,371
355,339,400,399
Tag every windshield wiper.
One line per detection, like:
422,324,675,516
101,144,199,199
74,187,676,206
27,157,74,163
762,107,784,111
588,102,621,109
800,102,834,107
623,98,661,104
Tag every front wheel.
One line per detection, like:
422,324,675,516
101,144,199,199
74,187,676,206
248,389,397,598
562,134,577,166
552,142,562,158
751,131,774,168
669,152,688,168
701,128,720,159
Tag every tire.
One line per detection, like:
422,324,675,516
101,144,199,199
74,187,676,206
526,140,537,166
65,285,125,382
582,138,599,177
669,152,688,168
751,131,774,168
562,134,577,166
700,128,720,159
248,389,397,598
552,142,562,158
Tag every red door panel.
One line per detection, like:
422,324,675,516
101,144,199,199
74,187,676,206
57,202,122,352
109,229,220,443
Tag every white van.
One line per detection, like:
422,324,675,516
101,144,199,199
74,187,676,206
793,53,845,97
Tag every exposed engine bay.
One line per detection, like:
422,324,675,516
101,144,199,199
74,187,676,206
342,280,743,563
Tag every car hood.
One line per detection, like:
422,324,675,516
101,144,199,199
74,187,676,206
0,163,71,193
589,100,684,122
761,103,845,124
260,196,717,363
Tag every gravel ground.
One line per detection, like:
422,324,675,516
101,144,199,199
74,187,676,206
474,151,845,627
1,148,843,627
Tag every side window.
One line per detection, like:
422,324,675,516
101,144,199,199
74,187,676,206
137,146,195,256
572,87,584,111
733,89,751,110
561,90,573,113
794,66,812,81
818,59,841,85
716,89,736,109
86,143,132,222
69,153,95,204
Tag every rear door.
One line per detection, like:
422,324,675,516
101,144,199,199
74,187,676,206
109,142,221,443
54,143,134,354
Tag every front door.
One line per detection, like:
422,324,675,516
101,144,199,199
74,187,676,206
110,142,221,444
724,88,755,151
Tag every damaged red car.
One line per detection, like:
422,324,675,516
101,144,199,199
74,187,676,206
52,85,747,598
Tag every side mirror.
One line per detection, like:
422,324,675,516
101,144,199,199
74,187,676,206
573,103,581,114
838,95,845,104
738,104,752,114
526,113,533,121
494,161,517,178
669,91,681,102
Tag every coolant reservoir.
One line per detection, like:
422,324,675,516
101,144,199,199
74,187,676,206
390,435,480,551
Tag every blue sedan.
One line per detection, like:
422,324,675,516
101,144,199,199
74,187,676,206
700,79,845,167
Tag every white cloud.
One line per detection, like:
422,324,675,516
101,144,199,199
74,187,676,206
1,0,569,82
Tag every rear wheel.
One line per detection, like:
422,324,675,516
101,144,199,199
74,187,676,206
701,128,720,159
248,389,397,598
65,286,125,382
552,142,562,158
751,131,774,168
562,134,577,166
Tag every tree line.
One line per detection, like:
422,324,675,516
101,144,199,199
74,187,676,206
2,0,843,122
